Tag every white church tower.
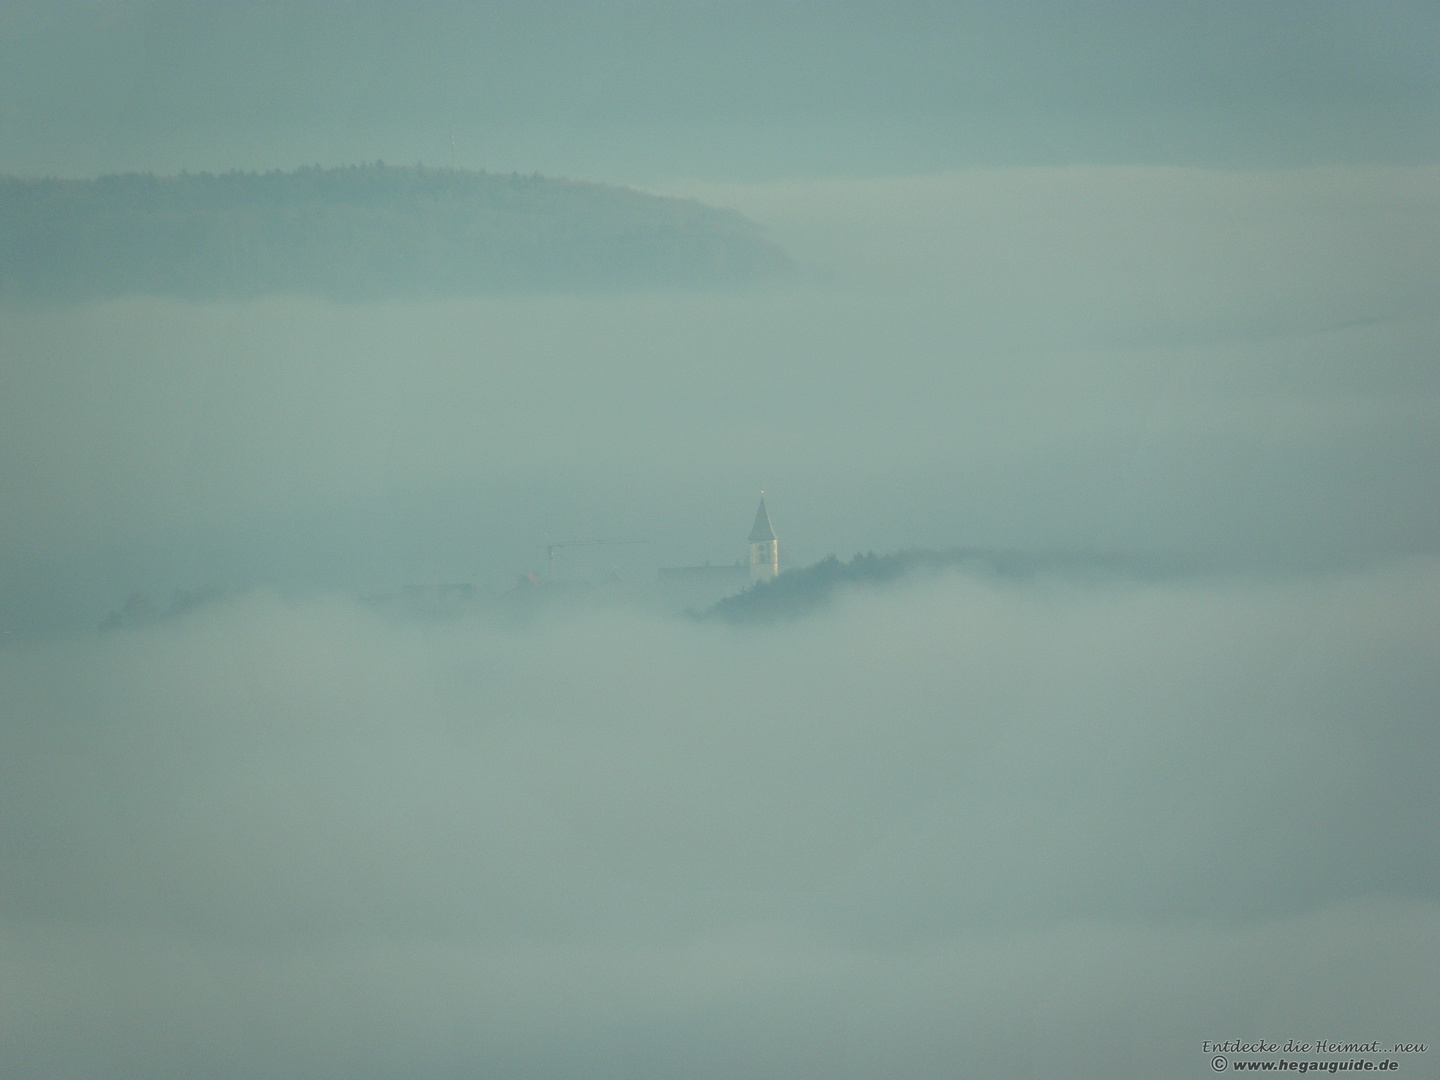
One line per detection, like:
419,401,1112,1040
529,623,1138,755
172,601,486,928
748,496,779,583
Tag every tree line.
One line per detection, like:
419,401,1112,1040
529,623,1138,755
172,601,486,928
0,163,789,301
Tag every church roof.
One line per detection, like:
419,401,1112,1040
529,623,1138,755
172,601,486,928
748,498,777,542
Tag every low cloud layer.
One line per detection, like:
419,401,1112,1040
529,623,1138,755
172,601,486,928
2,561,1436,1078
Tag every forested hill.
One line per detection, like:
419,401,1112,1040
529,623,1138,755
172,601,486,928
0,164,790,301
705,548,1201,622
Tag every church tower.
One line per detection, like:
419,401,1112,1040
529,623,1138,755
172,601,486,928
748,497,778,583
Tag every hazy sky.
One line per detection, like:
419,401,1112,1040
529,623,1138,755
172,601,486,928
3,0,1439,180
2,4,1438,1079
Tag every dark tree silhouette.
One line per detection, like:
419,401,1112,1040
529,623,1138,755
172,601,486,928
0,164,790,301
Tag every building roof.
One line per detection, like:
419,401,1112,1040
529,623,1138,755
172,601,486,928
748,498,777,542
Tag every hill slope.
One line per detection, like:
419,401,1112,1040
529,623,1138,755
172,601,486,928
0,164,790,301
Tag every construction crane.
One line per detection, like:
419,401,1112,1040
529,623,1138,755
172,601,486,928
540,538,647,581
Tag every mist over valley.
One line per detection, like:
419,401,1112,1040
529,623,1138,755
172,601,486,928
3,4,1440,1078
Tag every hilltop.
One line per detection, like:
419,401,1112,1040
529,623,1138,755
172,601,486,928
0,164,790,301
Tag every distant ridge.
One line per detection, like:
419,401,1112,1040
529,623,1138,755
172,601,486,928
0,163,790,301
703,548,1203,622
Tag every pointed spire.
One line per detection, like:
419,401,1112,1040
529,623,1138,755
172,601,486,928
749,497,776,542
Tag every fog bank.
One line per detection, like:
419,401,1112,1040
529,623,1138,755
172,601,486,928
1,562,1436,1077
